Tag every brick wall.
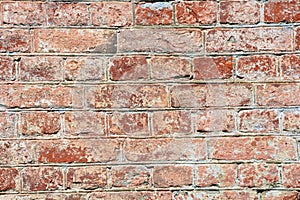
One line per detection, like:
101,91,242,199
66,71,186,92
0,0,300,199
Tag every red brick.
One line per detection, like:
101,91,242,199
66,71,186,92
175,1,217,25
209,136,297,161
174,191,257,200
0,141,35,165
21,112,60,135
123,138,205,162
170,84,252,108
196,109,235,132
238,164,279,187
22,167,63,191
108,112,149,136
64,57,107,81
256,83,300,106
118,29,202,53
19,56,63,81
295,28,300,50
65,111,106,137
47,3,88,26
237,55,277,80
0,194,86,200
109,56,149,81
111,166,151,188
206,28,292,53
90,2,132,27
193,56,233,80
280,54,300,79
135,2,173,25
152,110,192,136
0,85,83,108
149,56,191,80
0,57,15,81
3,2,46,26
0,168,19,191
153,165,192,188
66,166,107,190
34,29,116,53
197,164,236,187
283,110,300,131
36,139,121,163
264,0,300,23
261,191,299,200
282,164,300,188
220,1,260,24
238,109,279,133
0,113,16,138
86,85,168,109
89,191,172,200
0,29,32,52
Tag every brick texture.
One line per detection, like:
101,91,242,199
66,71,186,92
1,1,300,198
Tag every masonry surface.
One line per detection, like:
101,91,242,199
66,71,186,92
0,0,300,199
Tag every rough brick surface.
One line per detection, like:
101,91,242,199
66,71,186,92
2,1,300,198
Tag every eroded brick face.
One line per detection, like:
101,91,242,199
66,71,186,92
1,1,300,199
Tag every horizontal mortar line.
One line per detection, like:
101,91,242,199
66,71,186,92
0,23,299,30
1,134,299,141
1,106,300,112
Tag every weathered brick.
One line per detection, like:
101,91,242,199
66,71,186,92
111,166,151,188
238,164,279,187
280,54,300,79
21,112,60,135
238,110,279,133
153,165,192,188
109,56,149,81
90,2,132,27
135,2,173,25
0,141,35,165
197,164,236,187
86,85,168,108
66,166,107,190
0,194,86,200
175,1,217,25
256,84,300,106
0,57,15,81
34,29,117,53
206,28,292,53
3,2,46,26
118,29,202,53
47,3,89,26
196,109,235,132
0,29,32,52
0,85,83,108
0,168,19,192
108,112,149,136
36,139,121,163
64,57,107,81
170,84,252,108
19,56,63,81
89,191,172,200
220,1,260,24
282,164,300,188
173,191,257,200
22,167,63,191
0,113,16,138
264,0,300,23
295,28,300,50
236,55,277,80
193,56,233,80
152,110,192,136
123,138,205,162
65,111,106,137
149,56,191,80
283,110,300,132
261,191,299,200
209,136,297,161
